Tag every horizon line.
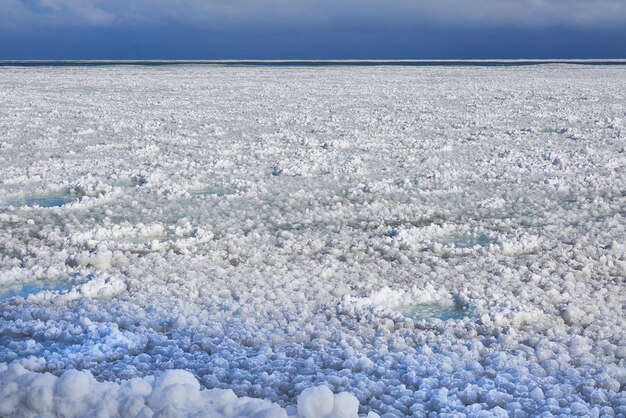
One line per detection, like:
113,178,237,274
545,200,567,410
2,58,626,67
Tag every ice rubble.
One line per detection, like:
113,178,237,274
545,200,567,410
1,64,626,417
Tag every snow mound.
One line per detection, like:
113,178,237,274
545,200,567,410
0,363,370,418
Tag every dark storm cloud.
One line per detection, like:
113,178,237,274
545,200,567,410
3,0,626,29
1,0,625,59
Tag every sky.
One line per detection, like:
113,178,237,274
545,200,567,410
0,0,625,59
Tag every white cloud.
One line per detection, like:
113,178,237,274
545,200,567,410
2,0,626,30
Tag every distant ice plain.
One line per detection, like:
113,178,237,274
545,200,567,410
0,63,625,417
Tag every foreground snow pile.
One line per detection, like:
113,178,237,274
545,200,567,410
0,363,369,418
1,64,626,416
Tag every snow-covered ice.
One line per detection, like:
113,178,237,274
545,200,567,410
1,63,625,417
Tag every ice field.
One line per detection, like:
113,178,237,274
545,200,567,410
0,63,625,417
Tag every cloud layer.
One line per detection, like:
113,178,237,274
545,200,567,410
2,0,625,59
3,0,626,30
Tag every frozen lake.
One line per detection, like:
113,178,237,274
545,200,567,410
0,63,625,417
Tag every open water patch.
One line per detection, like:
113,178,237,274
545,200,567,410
0,280,74,301
440,234,493,249
25,196,73,208
396,302,473,321
188,185,237,197
0,280,72,301
4,193,76,209
353,287,475,322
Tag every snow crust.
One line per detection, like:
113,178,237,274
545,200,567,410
1,64,625,417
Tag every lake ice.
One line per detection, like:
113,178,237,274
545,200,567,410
0,64,625,417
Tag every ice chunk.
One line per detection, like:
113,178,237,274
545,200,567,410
330,392,360,418
154,369,200,392
55,369,91,399
297,386,335,418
